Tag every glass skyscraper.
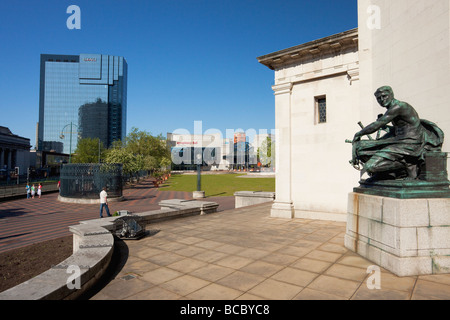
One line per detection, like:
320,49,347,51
38,53,128,154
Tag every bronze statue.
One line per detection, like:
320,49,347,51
350,86,444,182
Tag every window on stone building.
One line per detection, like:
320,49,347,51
315,96,327,124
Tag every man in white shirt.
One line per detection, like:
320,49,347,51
99,187,112,218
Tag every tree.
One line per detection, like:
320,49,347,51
72,138,106,163
124,127,171,171
103,140,140,175
258,137,275,168
103,128,171,174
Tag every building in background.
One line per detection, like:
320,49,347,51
0,126,31,182
167,132,226,171
168,132,261,171
38,54,128,155
167,131,267,171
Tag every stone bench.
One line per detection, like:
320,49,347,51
0,199,218,300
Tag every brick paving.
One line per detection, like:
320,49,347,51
0,178,235,254
88,202,450,301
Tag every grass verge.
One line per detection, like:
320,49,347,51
159,173,274,197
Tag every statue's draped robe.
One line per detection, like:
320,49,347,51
353,120,444,170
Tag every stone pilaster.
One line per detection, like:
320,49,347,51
271,82,295,219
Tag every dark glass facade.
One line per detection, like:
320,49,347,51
38,54,128,154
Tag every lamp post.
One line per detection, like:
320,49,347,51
193,151,205,199
60,122,78,163
98,138,101,163
197,153,201,191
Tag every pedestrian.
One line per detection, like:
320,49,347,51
31,184,36,199
57,180,61,194
99,187,111,218
37,183,42,198
26,183,31,199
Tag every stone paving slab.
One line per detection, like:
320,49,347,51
88,202,450,300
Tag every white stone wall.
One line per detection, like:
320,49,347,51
266,0,449,218
289,73,361,214
271,42,360,216
358,0,450,158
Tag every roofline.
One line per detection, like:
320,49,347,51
257,28,358,70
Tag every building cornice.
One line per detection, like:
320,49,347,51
257,28,358,70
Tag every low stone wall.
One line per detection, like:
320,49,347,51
0,223,114,300
0,199,218,300
234,191,275,208
58,195,125,204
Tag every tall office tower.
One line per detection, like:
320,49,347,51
38,54,128,154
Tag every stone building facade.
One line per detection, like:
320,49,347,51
258,0,450,220
0,126,31,178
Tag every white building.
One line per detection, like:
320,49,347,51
167,131,270,171
258,0,450,221
167,132,233,170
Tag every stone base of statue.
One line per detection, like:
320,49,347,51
345,192,450,276
346,152,450,276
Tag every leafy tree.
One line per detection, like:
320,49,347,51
103,140,140,175
103,128,171,174
258,137,275,167
124,127,171,171
72,138,106,163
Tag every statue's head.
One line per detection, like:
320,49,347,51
374,86,394,108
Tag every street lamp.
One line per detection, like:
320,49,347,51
196,153,201,191
60,122,78,163
193,151,205,199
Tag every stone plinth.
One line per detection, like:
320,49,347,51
271,201,295,219
345,192,450,276
192,191,205,199
234,191,275,208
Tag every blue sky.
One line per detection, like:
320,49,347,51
0,0,357,148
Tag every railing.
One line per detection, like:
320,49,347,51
0,170,153,201
0,181,60,200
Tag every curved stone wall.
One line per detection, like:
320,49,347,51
0,199,218,300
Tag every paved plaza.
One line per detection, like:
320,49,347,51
2,177,450,300
88,203,450,300
0,178,234,254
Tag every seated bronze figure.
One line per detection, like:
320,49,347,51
350,86,444,182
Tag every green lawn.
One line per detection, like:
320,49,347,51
159,173,275,197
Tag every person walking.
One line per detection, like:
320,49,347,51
37,183,42,199
99,187,112,218
26,183,31,199
31,184,36,199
